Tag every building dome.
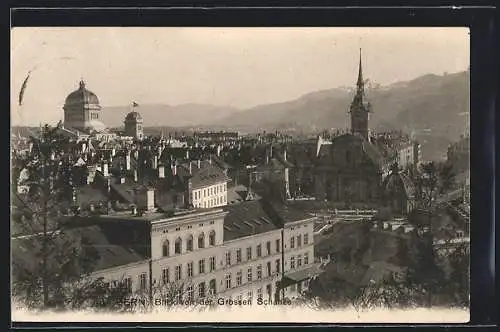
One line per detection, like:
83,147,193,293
64,80,100,108
125,111,143,122
383,167,416,198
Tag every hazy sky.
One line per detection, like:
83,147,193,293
11,27,469,126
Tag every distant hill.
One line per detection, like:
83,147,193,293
214,71,469,143
99,71,468,143
100,103,241,128
13,71,468,162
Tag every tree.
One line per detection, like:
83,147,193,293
406,161,456,307
446,243,470,308
405,233,446,307
11,124,102,310
411,162,455,227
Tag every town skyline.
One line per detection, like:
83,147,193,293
11,27,469,126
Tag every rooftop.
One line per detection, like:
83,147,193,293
12,224,147,275
222,200,280,241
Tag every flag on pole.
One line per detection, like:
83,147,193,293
19,71,31,106
132,101,139,107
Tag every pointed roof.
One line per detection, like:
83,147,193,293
349,48,372,114
356,48,364,91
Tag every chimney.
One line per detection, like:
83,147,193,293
137,187,155,212
107,178,111,198
197,159,201,168
284,167,291,199
158,165,165,178
126,152,131,170
134,169,138,182
102,162,109,177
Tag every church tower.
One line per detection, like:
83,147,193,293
349,49,372,141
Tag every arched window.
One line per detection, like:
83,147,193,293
175,237,182,254
198,233,205,249
209,230,216,246
162,239,170,257
186,235,194,252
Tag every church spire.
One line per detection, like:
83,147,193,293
349,48,372,141
355,48,365,100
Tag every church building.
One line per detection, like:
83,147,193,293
314,50,388,208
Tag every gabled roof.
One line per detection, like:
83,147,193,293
316,133,388,170
12,224,146,275
177,160,230,189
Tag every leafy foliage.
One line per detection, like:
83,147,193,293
11,124,109,310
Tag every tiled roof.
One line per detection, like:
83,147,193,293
263,201,314,225
75,185,108,205
226,184,259,205
12,224,146,274
222,200,280,241
317,133,388,169
177,160,230,189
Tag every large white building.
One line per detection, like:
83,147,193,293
85,194,320,304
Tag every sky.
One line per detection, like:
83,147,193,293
11,27,469,126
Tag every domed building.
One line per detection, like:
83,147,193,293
124,111,144,140
63,80,107,134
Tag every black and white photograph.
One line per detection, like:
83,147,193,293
11,27,470,322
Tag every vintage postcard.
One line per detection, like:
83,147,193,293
11,27,470,323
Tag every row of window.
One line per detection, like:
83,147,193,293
162,231,216,256
106,260,308,297
177,281,271,303
162,220,215,234
161,256,217,284
193,183,227,200
290,252,310,270
224,239,281,267
224,259,281,289
195,195,226,209
289,233,309,249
